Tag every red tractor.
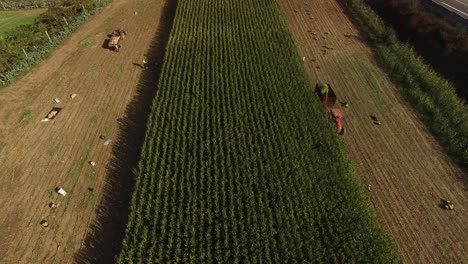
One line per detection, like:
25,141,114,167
316,83,345,135
330,108,344,135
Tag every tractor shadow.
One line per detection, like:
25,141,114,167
73,0,179,263
101,38,110,49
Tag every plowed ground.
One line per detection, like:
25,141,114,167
279,0,467,262
0,0,166,263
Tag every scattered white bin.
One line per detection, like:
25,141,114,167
57,188,67,196
40,219,49,227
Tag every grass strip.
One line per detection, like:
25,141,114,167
338,0,468,168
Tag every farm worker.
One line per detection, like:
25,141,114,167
142,59,147,69
302,56,306,61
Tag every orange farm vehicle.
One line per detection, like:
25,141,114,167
316,83,345,135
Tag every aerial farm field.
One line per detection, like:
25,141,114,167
0,0,169,262
117,0,398,263
278,0,467,262
0,0,466,263
0,8,45,39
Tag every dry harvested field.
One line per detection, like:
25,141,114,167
279,0,467,262
0,0,171,262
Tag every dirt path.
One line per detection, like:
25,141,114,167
0,0,167,263
279,0,467,263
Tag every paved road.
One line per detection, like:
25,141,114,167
433,0,468,19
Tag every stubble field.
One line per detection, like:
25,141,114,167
278,0,467,262
0,0,168,262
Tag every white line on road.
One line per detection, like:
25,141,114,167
441,1,468,16
453,0,468,7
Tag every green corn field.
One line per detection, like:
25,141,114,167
118,0,400,263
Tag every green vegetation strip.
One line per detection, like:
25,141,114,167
339,0,468,167
0,0,108,87
0,0,57,9
118,0,399,262
0,10,44,38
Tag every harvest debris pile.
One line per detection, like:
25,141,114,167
38,92,115,228
117,0,398,262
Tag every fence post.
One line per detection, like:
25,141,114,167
45,30,52,43
22,49,29,58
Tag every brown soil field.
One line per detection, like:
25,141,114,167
279,0,467,263
0,0,174,262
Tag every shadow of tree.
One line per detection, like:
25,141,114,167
73,0,178,263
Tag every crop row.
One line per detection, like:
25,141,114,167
118,0,400,263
